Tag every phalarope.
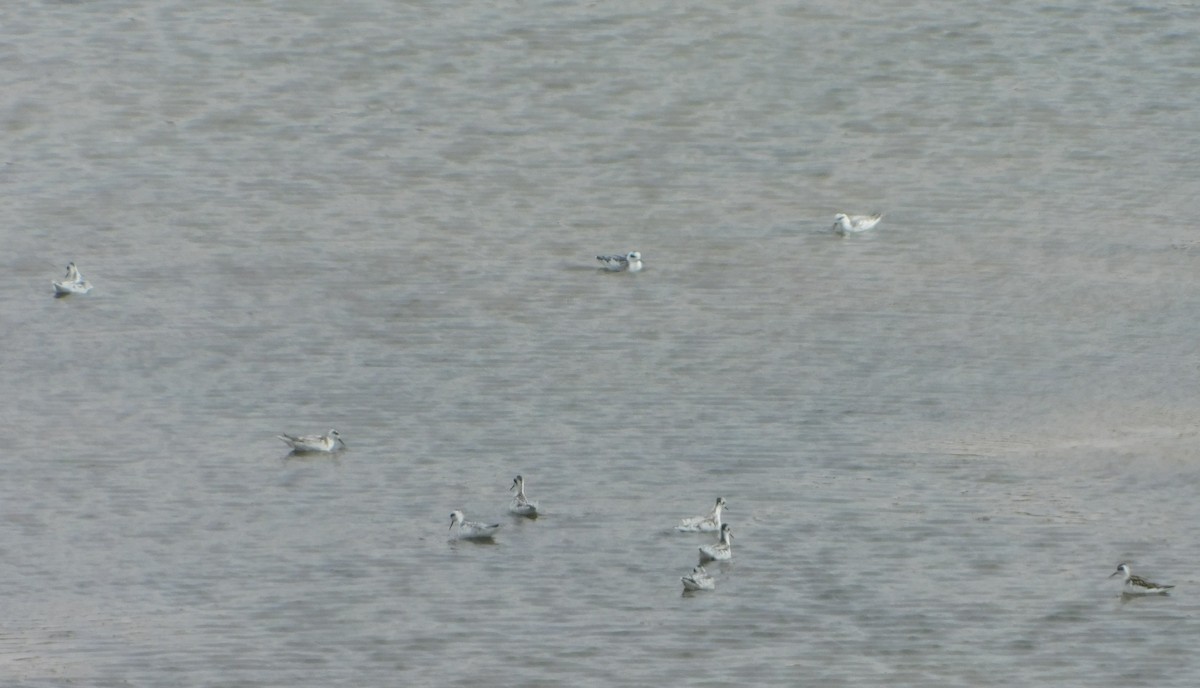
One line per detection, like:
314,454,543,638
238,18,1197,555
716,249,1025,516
509,475,539,517
698,523,733,563
53,262,93,296
1110,563,1173,595
681,565,715,591
449,510,500,540
832,212,883,235
596,251,643,273
676,497,727,532
276,429,345,453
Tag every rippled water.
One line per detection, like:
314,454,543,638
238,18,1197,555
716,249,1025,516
3,1,1200,686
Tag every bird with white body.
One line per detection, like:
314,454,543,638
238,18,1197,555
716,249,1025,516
832,213,883,235
277,429,345,453
449,510,500,540
596,251,643,272
676,497,727,532
1109,563,1173,595
699,523,733,563
509,475,539,517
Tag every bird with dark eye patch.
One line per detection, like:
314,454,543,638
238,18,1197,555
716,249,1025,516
509,475,539,517
698,523,733,564
596,251,643,273
1109,563,1173,595
53,262,94,297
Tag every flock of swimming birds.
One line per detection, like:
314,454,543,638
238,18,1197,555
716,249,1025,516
273,427,736,592
267,425,1177,597
441,477,733,593
441,484,735,593
677,497,731,592
54,211,1176,597
48,213,881,300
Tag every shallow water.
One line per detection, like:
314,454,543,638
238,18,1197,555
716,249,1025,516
3,1,1200,686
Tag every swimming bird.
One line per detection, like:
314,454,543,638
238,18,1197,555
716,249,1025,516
276,429,345,453
596,251,643,273
53,262,93,296
681,565,715,591
832,212,883,235
676,497,727,532
699,523,733,563
1109,563,1173,595
509,475,539,517
449,510,500,540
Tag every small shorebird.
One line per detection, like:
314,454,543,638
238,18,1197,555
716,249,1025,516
681,565,715,591
832,212,883,235
276,429,345,453
676,497,727,533
1109,563,1173,595
596,251,643,273
449,510,500,540
699,523,733,563
509,475,539,517
53,262,93,296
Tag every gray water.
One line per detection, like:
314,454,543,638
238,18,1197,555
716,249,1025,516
3,1,1200,685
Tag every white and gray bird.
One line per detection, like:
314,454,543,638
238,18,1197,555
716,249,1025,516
596,251,643,272
699,523,733,563
681,565,716,591
1109,563,1173,595
53,262,93,296
449,510,500,540
509,475,539,517
676,497,727,533
277,429,345,453
832,212,883,235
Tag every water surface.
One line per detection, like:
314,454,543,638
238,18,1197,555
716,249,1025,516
2,1,1200,686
